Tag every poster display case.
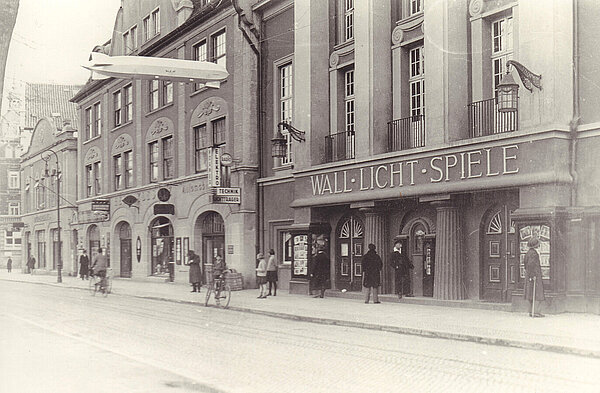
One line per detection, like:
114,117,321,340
519,224,551,280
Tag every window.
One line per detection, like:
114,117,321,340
114,90,122,126
130,25,138,50
409,46,425,116
84,162,101,196
8,170,19,189
149,80,172,111
344,0,354,42
409,0,422,16
36,178,46,210
282,232,293,264
114,154,123,190
149,141,159,182
163,81,173,105
9,202,20,215
6,228,22,247
123,31,129,53
279,62,293,165
344,69,355,132
491,16,513,94
85,107,92,140
162,136,174,179
124,85,133,122
93,161,102,195
193,40,207,91
37,230,46,268
86,164,93,197
212,118,226,146
149,80,159,111
124,150,133,188
144,16,150,41
211,30,226,68
94,103,101,137
194,124,209,172
152,8,160,36
143,8,160,42
85,103,101,140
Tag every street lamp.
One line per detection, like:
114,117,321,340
497,60,543,113
271,121,306,158
41,149,62,283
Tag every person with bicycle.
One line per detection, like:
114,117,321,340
212,255,226,293
90,247,108,290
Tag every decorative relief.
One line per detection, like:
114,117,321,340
111,133,133,155
84,147,101,164
329,52,340,68
469,0,483,17
392,13,424,46
197,99,221,118
191,97,228,125
146,117,174,141
392,26,404,46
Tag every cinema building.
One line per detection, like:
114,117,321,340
71,0,258,286
249,0,600,312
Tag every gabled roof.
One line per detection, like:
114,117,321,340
25,83,82,129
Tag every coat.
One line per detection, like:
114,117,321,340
390,250,413,277
362,250,382,288
524,248,545,302
188,253,202,283
28,257,36,269
79,254,89,275
311,251,330,286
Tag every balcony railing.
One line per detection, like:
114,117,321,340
325,130,355,163
387,114,425,152
468,97,518,138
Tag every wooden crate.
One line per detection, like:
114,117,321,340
224,272,243,291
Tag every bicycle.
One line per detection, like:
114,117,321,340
89,268,113,297
205,270,231,308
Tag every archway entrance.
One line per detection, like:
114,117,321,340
88,225,100,262
150,217,173,276
335,215,364,291
200,212,225,282
118,222,132,278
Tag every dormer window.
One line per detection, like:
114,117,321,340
143,8,160,42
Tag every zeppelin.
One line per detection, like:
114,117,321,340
82,52,229,87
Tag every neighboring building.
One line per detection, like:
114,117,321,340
246,0,600,313
71,0,258,285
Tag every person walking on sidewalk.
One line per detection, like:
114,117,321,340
524,237,545,317
187,250,202,293
27,255,35,274
266,249,278,296
6,257,12,273
256,253,268,298
362,244,382,304
311,246,330,298
79,249,89,280
390,241,414,299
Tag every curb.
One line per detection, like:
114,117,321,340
3,277,599,360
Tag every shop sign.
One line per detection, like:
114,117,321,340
208,147,221,187
154,203,175,215
308,144,520,196
182,179,208,194
293,235,308,276
214,187,241,197
91,199,110,212
211,195,241,204
136,236,142,263
220,152,233,167
34,213,53,223
77,210,110,224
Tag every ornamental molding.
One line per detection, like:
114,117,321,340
329,52,340,67
469,0,484,17
111,133,133,155
392,13,424,46
191,97,228,125
146,117,174,142
329,43,354,70
197,99,221,118
84,146,101,165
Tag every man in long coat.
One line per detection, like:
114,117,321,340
362,244,382,304
27,255,35,274
79,249,90,280
390,241,413,298
524,237,545,317
311,247,330,298
187,250,202,292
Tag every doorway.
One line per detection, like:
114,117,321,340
88,225,100,262
150,217,174,276
118,222,132,278
201,212,225,283
335,215,364,291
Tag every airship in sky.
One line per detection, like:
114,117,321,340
82,52,229,88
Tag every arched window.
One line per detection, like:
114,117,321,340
487,211,502,234
202,212,224,235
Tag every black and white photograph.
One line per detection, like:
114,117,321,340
1,0,600,392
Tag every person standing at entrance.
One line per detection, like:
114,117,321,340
362,244,382,304
256,253,267,298
187,250,202,293
79,250,89,280
266,249,278,296
524,237,545,317
390,241,414,299
311,246,330,298
28,255,35,274
6,257,12,273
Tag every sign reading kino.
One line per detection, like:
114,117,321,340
310,144,519,196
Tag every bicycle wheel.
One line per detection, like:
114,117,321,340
89,277,97,296
217,284,231,309
204,284,212,307
106,276,112,294
102,278,111,297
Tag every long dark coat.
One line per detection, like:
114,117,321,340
524,248,545,302
188,253,202,284
79,254,89,276
390,251,413,278
311,251,330,287
362,250,382,288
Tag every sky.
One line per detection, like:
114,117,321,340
4,0,122,87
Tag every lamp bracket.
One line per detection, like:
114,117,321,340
278,121,305,142
506,60,542,92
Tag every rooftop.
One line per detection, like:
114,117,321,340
25,83,82,129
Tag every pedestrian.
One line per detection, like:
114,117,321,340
256,253,267,298
362,244,382,304
524,237,545,317
79,249,89,280
311,246,330,298
390,240,414,299
266,249,278,296
28,255,36,275
187,250,202,293
90,247,108,289
6,257,12,273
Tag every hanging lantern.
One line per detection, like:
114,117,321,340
271,129,287,158
497,71,519,112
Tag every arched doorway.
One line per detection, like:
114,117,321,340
117,222,132,278
335,215,364,291
200,212,225,281
88,225,100,263
150,217,173,276
481,205,518,302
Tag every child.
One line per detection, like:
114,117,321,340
256,253,267,299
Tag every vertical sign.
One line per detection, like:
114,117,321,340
176,237,182,265
208,147,221,187
183,237,189,265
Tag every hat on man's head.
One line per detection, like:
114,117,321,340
527,237,540,248
368,243,376,251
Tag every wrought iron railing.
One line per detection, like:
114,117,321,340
387,114,425,152
325,130,355,162
468,97,518,138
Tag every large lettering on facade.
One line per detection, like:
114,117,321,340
310,145,519,196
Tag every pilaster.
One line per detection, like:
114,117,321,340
362,208,388,292
433,204,465,299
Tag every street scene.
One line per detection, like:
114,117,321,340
1,0,600,392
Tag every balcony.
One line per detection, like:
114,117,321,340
325,130,355,163
468,97,518,138
387,114,425,152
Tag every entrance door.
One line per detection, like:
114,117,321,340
150,217,174,276
336,216,364,291
201,212,225,284
482,206,518,302
422,238,435,297
119,223,132,278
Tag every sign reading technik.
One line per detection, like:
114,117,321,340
309,144,520,196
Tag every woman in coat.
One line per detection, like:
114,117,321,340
79,250,89,280
524,237,545,317
362,244,382,304
187,250,202,293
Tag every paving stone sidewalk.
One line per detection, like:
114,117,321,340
2,271,600,359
